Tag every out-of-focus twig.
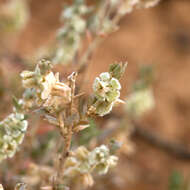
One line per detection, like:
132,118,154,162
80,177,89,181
132,120,190,160
102,113,190,160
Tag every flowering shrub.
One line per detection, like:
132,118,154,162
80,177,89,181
0,0,160,189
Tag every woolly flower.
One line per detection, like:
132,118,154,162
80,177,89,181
93,72,121,103
91,72,122,116
94,101,114,117
64,146,90,177
125,88,154,117
0,113,28,162
64,145,118,185
89,145,118,175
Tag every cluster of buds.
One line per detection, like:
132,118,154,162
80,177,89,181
20,60,72,113
53,0,90,65
89,63,126,116
119,0,160,15
0,0,29,33
64,145,118,187
0,112,28,162
125,88,154,118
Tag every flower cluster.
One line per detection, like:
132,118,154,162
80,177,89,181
93,72,121,116
64,145,118,187
0,112,28,162
89,144,118,175
125,88,154,118
119,0,160,15
20,60,71,113
89,70,123,116
53,0,90,65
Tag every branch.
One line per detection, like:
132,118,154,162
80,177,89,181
132,120,190,160
103,113,190,160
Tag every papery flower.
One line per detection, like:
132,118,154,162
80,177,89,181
41,72,71,112
41,72,57,100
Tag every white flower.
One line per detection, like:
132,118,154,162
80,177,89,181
41,72,57,100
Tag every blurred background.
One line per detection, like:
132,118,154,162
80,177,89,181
0,0,190,189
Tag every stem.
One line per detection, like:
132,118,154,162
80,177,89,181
54,72,77,187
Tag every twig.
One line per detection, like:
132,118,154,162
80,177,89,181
133,120,190,160
102,113,190,160
54,72,78,187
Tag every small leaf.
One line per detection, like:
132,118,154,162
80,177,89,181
79,118,100,145
109,139,122,154
109,62,127,80
44,115,59,126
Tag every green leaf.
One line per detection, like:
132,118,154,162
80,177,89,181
79,118,100,145
109,62,127,80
